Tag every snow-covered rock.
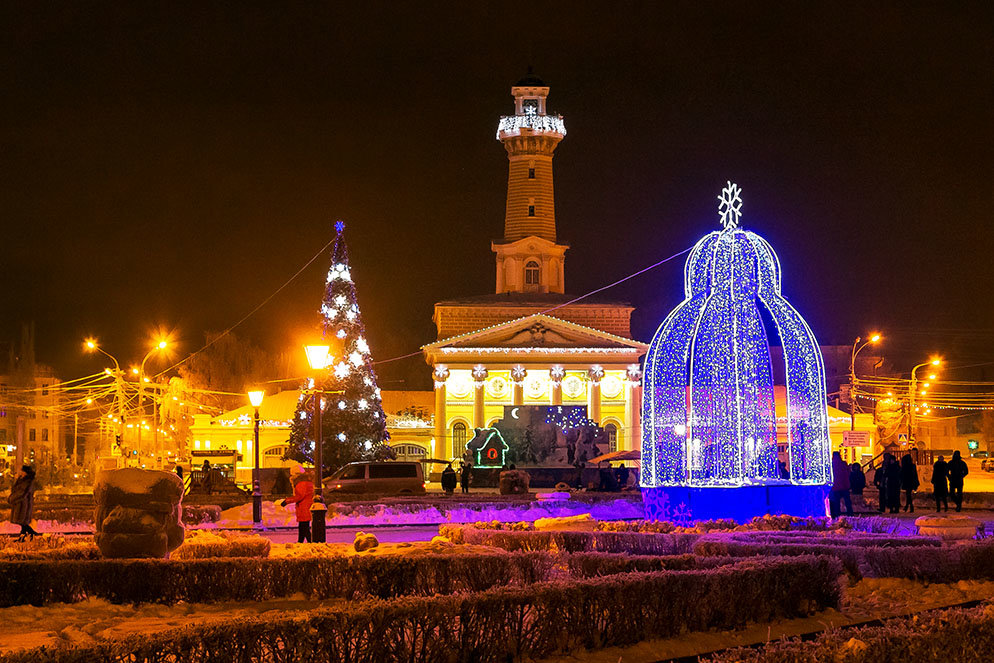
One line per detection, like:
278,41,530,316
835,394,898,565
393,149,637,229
915,514,980,541
93,469,184,558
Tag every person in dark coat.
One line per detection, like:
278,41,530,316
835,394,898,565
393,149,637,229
931,455,949,512
459,461,472,494
873,456,889,513
201,459,213,496
849,462,866,511
440,463,458,495
7,465,39,541
829,451,853,517
614,463,631,488
947,450,969,512
900,454,920,512
884,454,902,514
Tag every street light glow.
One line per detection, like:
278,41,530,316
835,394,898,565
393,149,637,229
869,333,881,343
248,389,265,408
304,344,332,370
931,358,941,366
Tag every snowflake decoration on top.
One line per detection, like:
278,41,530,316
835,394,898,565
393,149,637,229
717,181,743,230
335,220,345,234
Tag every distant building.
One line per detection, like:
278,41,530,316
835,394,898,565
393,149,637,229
0,364,65,470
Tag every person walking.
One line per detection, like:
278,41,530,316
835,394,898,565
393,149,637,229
829,451,853,516
931,455,949,512
615,463,631,488
873,457,888,513
440,463,458,495
900,453,920,512
201,459,213,496
885,454,902,514
948,450,969,512
7,465,39,541
459,461,472,494
281,470,314,543
849,462,866,511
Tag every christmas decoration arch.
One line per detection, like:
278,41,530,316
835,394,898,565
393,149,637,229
641,183,831,519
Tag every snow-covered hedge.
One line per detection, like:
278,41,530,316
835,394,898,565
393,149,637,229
706,603,994,662
439,525,701,554
693,538,994,582
170,530,271,559
0,552,555,606
0,557,842,663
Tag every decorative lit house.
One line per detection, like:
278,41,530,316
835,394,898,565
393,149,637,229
423,71,648,462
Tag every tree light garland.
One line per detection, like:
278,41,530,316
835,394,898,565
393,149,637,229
642,183,830,488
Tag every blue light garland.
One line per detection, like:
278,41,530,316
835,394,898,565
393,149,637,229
642,183,830,488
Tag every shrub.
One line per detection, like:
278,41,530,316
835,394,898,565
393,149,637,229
181,505,222,525
0,552,555,607
171,530,271,559
0,557,842,663
693,538,994,582
706,604,994,662
0,535,99,561
446,526,701,554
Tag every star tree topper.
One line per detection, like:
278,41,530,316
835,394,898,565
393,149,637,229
717,181,743,230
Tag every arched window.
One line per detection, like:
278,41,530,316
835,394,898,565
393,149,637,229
524,261,540,285
605,423,618,453
452,422,468,459
392,444,427,462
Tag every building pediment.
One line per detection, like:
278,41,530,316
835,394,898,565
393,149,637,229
423,313,647,363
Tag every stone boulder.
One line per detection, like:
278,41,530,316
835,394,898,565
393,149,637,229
94,468,185,558
498,469,531,495
353,531,379,552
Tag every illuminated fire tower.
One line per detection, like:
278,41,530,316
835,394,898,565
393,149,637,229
493,68,570,295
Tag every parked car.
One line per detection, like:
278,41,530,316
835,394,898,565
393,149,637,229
971,451,990,459
981,459,994,472
325,461,426,495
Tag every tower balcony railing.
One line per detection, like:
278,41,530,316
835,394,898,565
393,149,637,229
496,114,566,139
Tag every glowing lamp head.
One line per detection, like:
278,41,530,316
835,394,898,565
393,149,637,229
304,344,332,370
929,374,937,380
869,334,881,343
931,358,941,366
131,367,139,375
157,340,168,350
248,390,265,408
84,338,97,350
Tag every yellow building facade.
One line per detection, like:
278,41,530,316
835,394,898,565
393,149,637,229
423,72,648,462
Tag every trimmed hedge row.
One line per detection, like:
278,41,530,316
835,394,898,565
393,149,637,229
707,603,994,662
0,557,843,663
441,525,701,554
723,532,942,547
171,533,271,559
0,552,553,606
693,539,994,582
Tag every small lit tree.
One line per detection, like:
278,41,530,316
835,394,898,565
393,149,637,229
285,222,392,475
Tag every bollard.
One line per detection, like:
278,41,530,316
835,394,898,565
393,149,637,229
310,496,328,543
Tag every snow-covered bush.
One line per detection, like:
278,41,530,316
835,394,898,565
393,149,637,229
444,526,702,554
706,603,994,662
0,557,843,662
170,529,271,559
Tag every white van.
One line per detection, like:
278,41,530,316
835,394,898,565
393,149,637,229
325,461,426,495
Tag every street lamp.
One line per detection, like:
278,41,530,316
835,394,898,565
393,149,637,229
84,339,127,458
304,344,331,544
247,389,265,524
849,333,881,431
908,357,941,449
137,340,168,463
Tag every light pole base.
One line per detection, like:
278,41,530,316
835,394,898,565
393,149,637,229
310,496,327,543
252,480,263,525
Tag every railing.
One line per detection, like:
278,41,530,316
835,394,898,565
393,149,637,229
496,114,566,138
188,469,246,495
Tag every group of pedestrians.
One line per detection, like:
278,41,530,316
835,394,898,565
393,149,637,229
930,451,969,512
872,453,921,513
829,451,872,516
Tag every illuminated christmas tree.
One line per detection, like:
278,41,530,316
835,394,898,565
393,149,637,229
285,221,391,475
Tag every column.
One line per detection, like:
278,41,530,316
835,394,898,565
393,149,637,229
588,366,604,424
550,366,564,405
472,365,488,428
511,365,525,406
433,366,449,458
625,365,643,452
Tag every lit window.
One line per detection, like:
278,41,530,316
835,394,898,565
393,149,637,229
41,384,49,396
41,429,49,442
528,167,535,179
205,440,211,450
29,429,36,442
452,422,468,458
605,423,618,453
528,205,535,216
525,261,540,285
194,440,201,449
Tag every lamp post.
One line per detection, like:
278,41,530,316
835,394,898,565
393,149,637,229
137,340,168,463
304,344,331,544
908,358,941,449
84,339,127,459
247,389,265,525
849,333,881,431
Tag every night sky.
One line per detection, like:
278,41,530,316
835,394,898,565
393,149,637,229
2,4,992,389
